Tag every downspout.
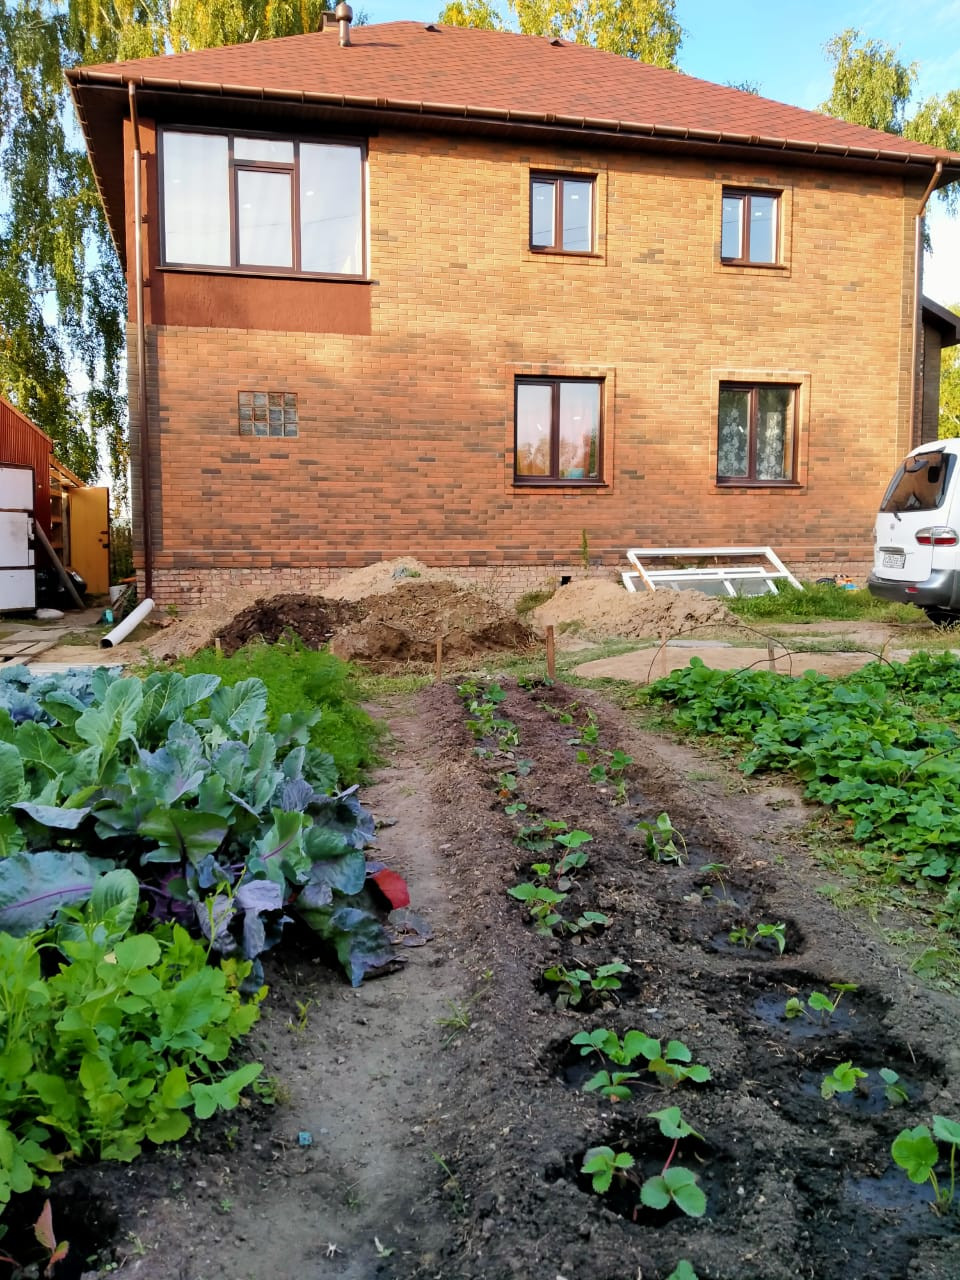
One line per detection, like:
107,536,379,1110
128,81,153,599
911,160,943,444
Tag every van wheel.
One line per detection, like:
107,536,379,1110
923,607,960,628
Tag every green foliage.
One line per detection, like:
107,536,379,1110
820,29,960,218
639,1165,706,1217
176,638,382,785
891,1117,960,1211
0,894,262,1208
821,1060,868,1100
580,1145,634,1193
542,960,630,1007
571,1027,710,1087
880,1068,909,1106
940,309,960,438
644,653,960,890
636,811,686,863
438,0,683,66
729,921,787,954
666,1264,700,1280
785,983,856,1022
0,663,393,986
726,582,907,622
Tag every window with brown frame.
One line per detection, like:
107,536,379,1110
720,188,781,265
530,174,595,253
160,129,365,277
515,377,603,483
717,382,797,483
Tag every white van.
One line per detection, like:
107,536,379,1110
867,437,960,625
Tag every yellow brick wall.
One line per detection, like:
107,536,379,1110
131,127,918,605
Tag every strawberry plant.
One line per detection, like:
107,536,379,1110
784,983,857,1022
729,921,787,954
635,812,687,865
821,1060,868,1100
891,1117,960,1212
572,1029,710,1088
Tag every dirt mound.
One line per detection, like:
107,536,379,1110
216,594,360,656
329,580,536,669
532,577,733,639
322,556,480,603
138,588,268,663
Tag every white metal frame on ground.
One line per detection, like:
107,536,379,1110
621,546,803,596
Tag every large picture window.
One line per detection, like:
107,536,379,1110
515,378,602,483
161,129,365,277
720,188,780,265
717,383,797,483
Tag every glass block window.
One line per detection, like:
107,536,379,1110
239,390,298,438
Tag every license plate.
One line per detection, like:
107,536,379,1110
882,551,905,569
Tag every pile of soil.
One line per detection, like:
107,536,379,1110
216,593,360,656
532,577,733,639
329,579,536,669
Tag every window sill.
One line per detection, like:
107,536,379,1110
157,264,373,285
719,259,787,271
715,480,804,491
514,479,608,489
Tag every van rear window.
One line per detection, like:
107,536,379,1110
880,450,954,514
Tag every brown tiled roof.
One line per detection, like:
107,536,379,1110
70,21,960,161
67,21,960,259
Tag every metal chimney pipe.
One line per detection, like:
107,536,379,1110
335,1,353,46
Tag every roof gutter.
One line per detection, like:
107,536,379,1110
67,69,960,172
911,160,944,446
128,80,153,600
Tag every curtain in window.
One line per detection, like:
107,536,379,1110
717,388,749,477
756,386,791,480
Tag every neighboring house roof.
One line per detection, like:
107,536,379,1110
923,297,960,348
67,20,960,262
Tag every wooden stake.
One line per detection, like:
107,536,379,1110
767,640,776,671
546,625,556,679
435,635,443,682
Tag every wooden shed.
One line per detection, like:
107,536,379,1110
0,396,52,537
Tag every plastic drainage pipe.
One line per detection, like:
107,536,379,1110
100,598,155,649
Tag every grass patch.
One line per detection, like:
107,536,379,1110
175,636,384,785
515,586,556,616
727,583,919,624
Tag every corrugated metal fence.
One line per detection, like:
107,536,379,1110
0,395,52,536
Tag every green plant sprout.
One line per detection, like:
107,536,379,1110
698,862,728,898
880,1068,910,1106
640,1106,707,1218
506,880,566,935
581,1145,635,1193
636,812,687,864
891,1117,960,1212
784,982,857,1022
572,1029,710,1088
666,1263,700,1280
583,1069,641,1101
821,1060,868,1100
729,920,787,954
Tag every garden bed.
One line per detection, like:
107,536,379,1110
36,676,960,1280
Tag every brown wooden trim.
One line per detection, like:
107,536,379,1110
156,264,373,284
716,380,799,483
529,170,596,254
514,374,605,484
720,186,782,266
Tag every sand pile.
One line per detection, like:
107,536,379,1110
321,557,479,603
531,578,733,639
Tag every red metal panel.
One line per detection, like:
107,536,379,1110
0,396,52,535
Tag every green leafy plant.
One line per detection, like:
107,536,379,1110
784,983,857,1022
880,1067,910,1106
666,1263,700,1280
891,1117,960,1212
698,862,728,898
639,1106,707,1218
581,1145,634,1193
729,921,787,954
0,887,263,1209
572,1029,710,1087
821,1060,868,1100
636,812,687,864
543,962,630,1008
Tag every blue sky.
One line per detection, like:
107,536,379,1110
362,0,960,305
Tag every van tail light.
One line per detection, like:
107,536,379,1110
916,526,959,546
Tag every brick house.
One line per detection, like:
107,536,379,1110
67,18,960,607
